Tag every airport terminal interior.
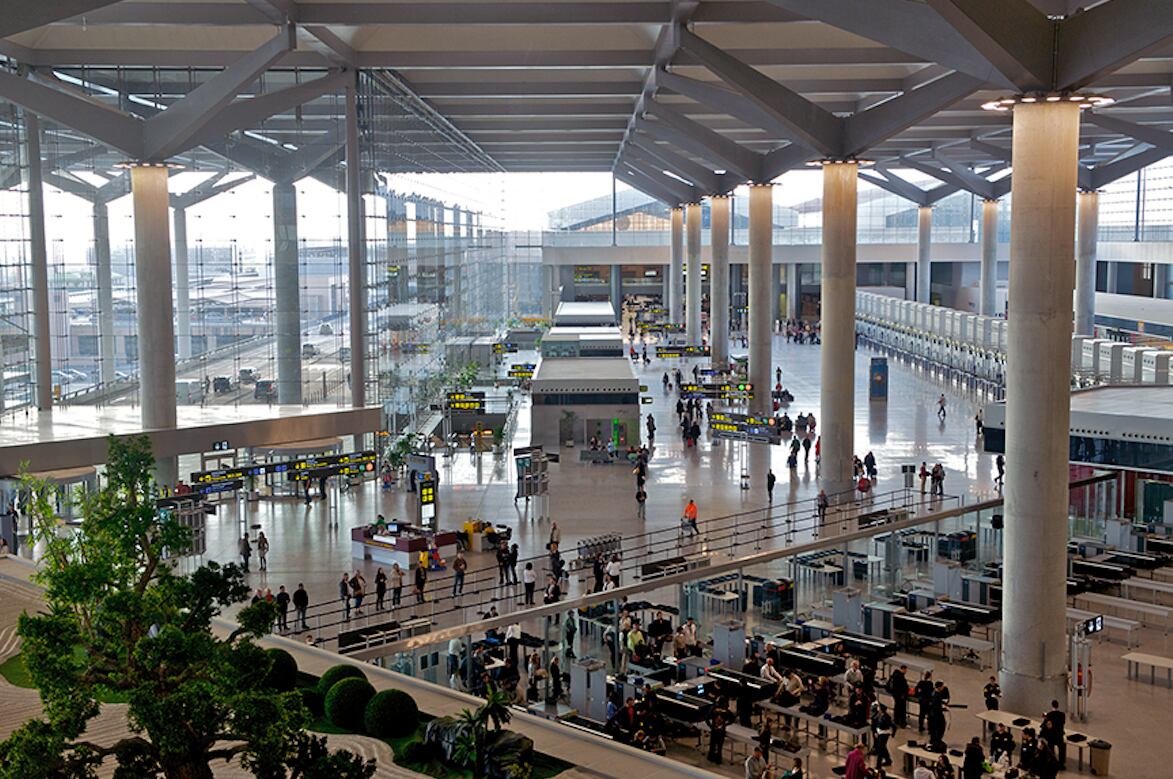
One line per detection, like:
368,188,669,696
1,2,1173,778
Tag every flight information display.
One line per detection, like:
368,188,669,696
655,344,710,358
708,412,783,444
445,391,486,412
191,450,378,486
678,382,754,400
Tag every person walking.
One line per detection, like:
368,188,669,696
606,554,622,588
844,742,868,779
995,454,1005,487
256,531,269,571
523,562,537,605
937,393,947,420
391,562,404,606
339,572,351,620
636,485,647,520
1042,699,1066,769
292,583,309,631
888,663,909,728
374,567,387,610
548,521,561,552
350,570,366,615
508,543,520,584
915,671,934,732
275,585,290,632
802,435,812,463
872,702,894,768
767,469,776,503
816,490,828,524
745,746,768,779
919,461,929,494
683,498,699,536
452,550,468,596
496,542,510,585
962,737,985,779
414,563,427,604
974,408,984,436
239,534,252,573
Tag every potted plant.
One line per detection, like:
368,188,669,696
559,410,577,448
244,470,260,502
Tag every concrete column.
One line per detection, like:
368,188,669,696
999,100,1081,714
770,265,781,326
1075,190,1099,335
1155,263,1170,299
93,201,116,388
610,265,622,320
710,195,731,368
819,162,858,494
273,181,303,404
786,263,800,320
1104,261,1117,293
979,199,999,317
686,202,702,343
904,262,916,301
668,207,683,323
130,164,178,484
172,206,192,361
346,79,367,408
917,206,932,303
748,184,773,416
23,112,52,411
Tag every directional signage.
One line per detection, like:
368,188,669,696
493,342,519,354
655,343,710,358
708,412,783,444
445,390,486,412
508,363,536,379
679,382,754,400
191,451,378,487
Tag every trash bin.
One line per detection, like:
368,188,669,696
1089,738,1111,775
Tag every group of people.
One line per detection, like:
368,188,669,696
919,462,949,496
675,394,707,448
783,319,820,344
338,562,420,618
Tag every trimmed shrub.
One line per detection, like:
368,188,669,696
316,663,366,695
300,686,324,717
262,648,298,692
324,677,376,731
363,688,419,738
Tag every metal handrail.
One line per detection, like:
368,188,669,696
287,485,961,647
342,471,1117,660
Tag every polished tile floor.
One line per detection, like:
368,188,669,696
194,335,1000,621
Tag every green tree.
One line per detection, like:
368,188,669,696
453,688,514,779
0,435,376,779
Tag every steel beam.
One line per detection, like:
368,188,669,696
766,0,1015,89
1085,113,1173,155
675,26,842,156
142,25,296,160
615,166,687,207
642,102,761,181
926,0,1055,91
3,0,125,38
0,69,143,158
185,69,348,150
629,133,728,194
841,72,983,156
1057,0,1173,89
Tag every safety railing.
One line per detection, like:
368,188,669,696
284,484,961,650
